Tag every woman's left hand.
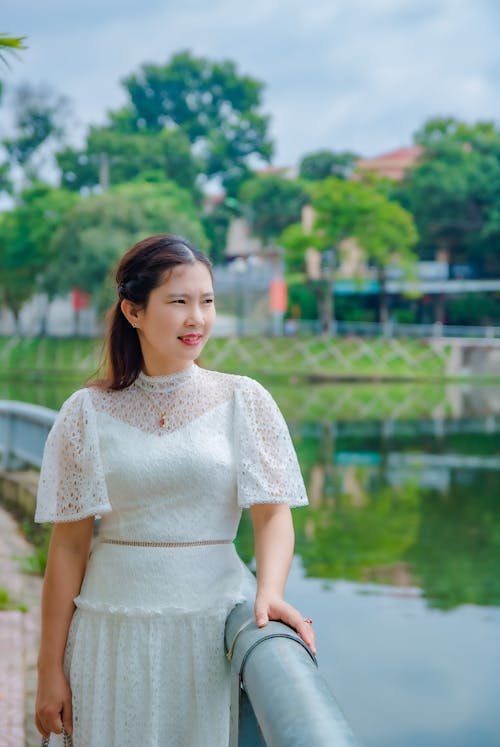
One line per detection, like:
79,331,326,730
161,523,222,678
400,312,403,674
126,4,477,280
254,592,317,655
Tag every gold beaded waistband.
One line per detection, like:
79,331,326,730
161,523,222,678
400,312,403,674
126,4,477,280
99,538,233,548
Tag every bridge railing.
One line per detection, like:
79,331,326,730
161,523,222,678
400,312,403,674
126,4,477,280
214,318,500,340
283,320,500,339
0,400,55,471
225,591,360,746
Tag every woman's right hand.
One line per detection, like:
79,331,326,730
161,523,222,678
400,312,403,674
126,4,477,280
35,666,73,740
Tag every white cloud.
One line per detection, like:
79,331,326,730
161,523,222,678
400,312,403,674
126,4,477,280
1,0,499,165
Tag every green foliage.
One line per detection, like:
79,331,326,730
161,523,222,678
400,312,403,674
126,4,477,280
0,34,27,66
414,116,499,149
398,117,500,272
0,160,12,194
282,178,417,269
299,149,358,181
0,586,27,612
287,282,319,319
238,174,309,243
65,50,273,196
58,126,200,197
446,294,500,325
280,223,313,273
354,169,400,200
334,295,377,322
201,200,236,265
1,82,70,183
0,185,78,321
311,177,418,265
15,542,48,576
391,306,417,324
44,181,208,310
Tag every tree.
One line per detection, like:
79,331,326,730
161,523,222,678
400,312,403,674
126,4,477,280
0,34,27,194
0,161,11,194
58,50,273,196
44,181,209,312
281,178,418,326
299,150,359,181
2,82,71,187
238,173,309,243
397,117,500,274
201,199,237,266
57,126,200,197
0,184,77,330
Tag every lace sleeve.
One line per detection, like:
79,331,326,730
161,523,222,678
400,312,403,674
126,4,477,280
34,389,112,523
235,377,309,509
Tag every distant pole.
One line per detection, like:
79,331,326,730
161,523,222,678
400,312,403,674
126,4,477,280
321,249,336,336
269,278,288,337
72,288,91,337
99,152,110,190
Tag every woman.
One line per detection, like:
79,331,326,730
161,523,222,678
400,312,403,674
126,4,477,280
35,234,315,746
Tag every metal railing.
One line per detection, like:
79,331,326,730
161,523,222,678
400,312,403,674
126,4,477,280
282,320,500,340
225,589,360,746
214,318,500,340
0,400,54,471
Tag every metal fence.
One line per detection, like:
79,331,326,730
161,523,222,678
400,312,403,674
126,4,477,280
280,320,500,340
0,400,54,470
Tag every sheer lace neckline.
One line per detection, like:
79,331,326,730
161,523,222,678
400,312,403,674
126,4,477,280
134,363,198,394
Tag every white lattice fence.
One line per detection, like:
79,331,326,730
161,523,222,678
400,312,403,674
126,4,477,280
202,337,450,379
268,381,448,423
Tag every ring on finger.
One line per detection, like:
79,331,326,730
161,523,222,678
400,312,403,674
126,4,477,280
303,617,313,624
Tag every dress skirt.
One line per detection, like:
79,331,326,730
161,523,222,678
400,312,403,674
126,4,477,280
59,541,250,747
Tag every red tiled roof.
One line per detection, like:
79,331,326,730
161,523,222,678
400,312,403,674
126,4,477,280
356,145,424,180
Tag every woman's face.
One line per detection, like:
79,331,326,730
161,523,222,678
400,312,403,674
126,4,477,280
126,262,216,374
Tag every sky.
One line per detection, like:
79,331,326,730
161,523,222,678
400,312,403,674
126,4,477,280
1,0,500,167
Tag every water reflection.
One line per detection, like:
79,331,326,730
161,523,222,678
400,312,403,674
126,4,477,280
239,384,500,612
298,421,500,609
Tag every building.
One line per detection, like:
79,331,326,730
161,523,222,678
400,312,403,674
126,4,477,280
355,145,424,181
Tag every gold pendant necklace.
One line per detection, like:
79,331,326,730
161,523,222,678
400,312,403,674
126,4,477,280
135,386,169,429
134,365,197,431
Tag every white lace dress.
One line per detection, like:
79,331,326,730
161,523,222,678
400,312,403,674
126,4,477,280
35,364,308,747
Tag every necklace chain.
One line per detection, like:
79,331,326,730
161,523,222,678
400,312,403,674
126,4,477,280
134,368,196,430
136,385,169,429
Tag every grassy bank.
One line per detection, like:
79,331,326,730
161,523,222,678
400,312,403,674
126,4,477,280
1,333,499,384
0,334,455,381
0,336,101,379
201,336,450,380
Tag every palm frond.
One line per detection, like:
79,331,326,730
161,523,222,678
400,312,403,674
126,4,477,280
0,34,28,68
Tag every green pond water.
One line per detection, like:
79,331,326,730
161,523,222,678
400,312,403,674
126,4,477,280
1,378,499,747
